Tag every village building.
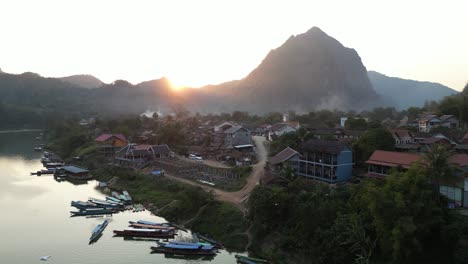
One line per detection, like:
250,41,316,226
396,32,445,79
417,114,441,132
296,139,353,183
365,150,468,207
439,115,459,129
268,123,297,140
115,144,173,168
365,150,422,179
269,147,300,170
214,121,237,132
60,165,91,180
95,134,128,156
224,126,253,149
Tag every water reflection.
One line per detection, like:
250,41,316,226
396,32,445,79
0,131,240,264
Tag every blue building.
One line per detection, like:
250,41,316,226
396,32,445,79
297,139,353,183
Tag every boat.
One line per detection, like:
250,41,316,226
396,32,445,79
88,198,122,208
123,190,133,201
150,241,218,256
129,223,175,230
89,220,109,243
71,201,102,210
112,192,122,200
113,228,175,238
34,146,43,151
44,162,64,168
105,196,122,203
169,241,213,248
135,220,168,226
235,255,269,264
194,233,224,248
70,208,117,216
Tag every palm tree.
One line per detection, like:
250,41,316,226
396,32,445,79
423,144,455,204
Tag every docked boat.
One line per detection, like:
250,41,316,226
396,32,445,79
150,241,217,256
88,198,122,208
44,162,64,168
129,223,175,230
132,220,169,226
105,196,122,203
122,190,132,201
113,228,175,238
194,233,224,248
34,146,43,151
111,192,122,200
235,255,269,264
89,220,109,243
70,208,117,216
71,201,102,210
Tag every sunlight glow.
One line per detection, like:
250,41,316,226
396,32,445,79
168,78,185,92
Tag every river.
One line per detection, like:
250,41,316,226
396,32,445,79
0,131,241,263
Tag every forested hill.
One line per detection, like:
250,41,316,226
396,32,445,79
368,71,458,109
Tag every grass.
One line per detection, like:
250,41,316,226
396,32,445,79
188,201,249,251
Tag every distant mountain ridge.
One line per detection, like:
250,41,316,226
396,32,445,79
59,74,104,89
368,71,458,110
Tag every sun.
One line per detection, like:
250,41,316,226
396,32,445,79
168,77,185,92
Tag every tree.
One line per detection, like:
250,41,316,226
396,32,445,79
345,117,367,130
354,128,395,165
423,144,456,204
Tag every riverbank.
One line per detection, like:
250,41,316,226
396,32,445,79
0,128,42,134
93,166,249,251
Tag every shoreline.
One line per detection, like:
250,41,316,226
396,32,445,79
0,129,43,134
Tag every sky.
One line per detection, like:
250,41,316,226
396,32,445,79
0,0,467,90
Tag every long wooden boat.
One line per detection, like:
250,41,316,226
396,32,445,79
194,233,224,248
112,191,122,200
71,208,117,216
235,255,269,263
150,242,217,256
113,228,175,238
135,220,168,226
123,190,133,201
106,196,122,203
89,220,109,243
71,201,102,210
129,223,175,230
88,198,122,208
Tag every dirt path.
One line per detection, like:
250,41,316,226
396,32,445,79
165,136,267,210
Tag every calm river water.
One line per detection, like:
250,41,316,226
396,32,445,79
0,131,240,263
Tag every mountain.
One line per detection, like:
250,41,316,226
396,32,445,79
368,71,458,110
199,27,383,113
60,74,104,89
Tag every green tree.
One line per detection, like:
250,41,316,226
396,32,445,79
354,128,395,165
423,144,456,204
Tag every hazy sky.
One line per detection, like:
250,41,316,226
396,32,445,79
1,0,467,90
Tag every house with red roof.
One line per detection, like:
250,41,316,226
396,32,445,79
95,134,127,147
365,150,468,207
365,150,422,179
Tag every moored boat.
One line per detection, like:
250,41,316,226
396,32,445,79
129,223,175,230
71,208,117,216
105,196,121,203
88,198,122,208
90,220,109,243
136,220,168,226
113,228,175,238
71,201,102,210
150,241,217,256
194,233,224,248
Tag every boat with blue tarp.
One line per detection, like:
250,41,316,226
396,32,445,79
89,220,109,243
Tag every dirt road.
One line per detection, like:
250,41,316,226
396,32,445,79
165,136,267,210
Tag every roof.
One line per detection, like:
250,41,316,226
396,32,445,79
269,147,299,165
419,114,440,122
299,139,350,154
450,154,468,167
224,126,248,134
395,144,420,149
151,144,171,155
62,165,89,174
95,134,127,142
440,115,456,122
270,123,296,132
366,150,422,168
391,129,413,139
420,137,450,145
